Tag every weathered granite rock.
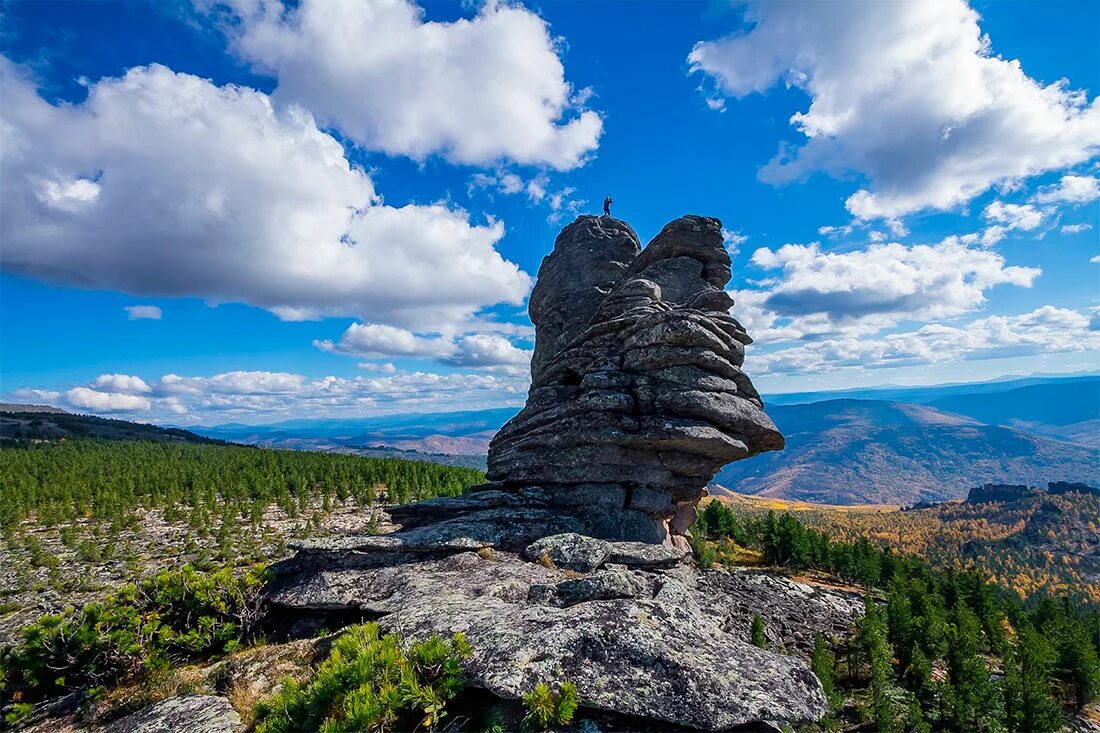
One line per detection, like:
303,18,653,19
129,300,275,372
486,215,783,543
265,537,850,729
697,570,865,653
98,696,240,733
524,533,611,571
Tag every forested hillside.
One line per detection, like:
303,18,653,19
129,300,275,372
692,504,1100,733
0,439,483,530
0,439,485,646
0,409,220,445
712,485,1100,604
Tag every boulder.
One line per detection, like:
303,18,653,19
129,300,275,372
524,533,611,571
98,696,240,733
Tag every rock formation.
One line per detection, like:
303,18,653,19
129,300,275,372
486,214,782,544
230,215,826,731
265,532,861,730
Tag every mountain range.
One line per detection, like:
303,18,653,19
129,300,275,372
713,398,1096,505
9,374,1095,507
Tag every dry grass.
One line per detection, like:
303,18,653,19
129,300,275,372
226,679,262,730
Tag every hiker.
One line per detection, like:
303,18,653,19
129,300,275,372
603,195,613,216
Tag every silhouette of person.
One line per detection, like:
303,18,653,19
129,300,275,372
603,195,613,216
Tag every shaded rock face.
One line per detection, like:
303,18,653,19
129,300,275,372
487,215,782,542
266,532,846,730
98,696,240,733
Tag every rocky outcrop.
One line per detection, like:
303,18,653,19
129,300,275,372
247,215,808,730
485,215,782,544
264,529,860,730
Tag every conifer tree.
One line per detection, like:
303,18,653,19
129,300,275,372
751,614,767,648
811,633,840,710
1003,625,1062,733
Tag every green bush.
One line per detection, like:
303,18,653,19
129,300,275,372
521,681,578,731
0,564,267,705
253,623,472,733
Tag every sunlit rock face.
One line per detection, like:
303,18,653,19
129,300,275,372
487,214,783,544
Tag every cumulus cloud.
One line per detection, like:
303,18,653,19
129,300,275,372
736,238,1040,341
7,368,528,422
689,0,1100,219
92,374,152,394
982,200,1044,231
442,334,532,368
65,386,152,412
316,323,448,359
317,323,531,368
1034,174,1100,205
0,59,531,331
751,306,1098,376
210,0,602,169
124,305,162,320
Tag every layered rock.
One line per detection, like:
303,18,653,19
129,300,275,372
486,215,782,543
264,531,857,730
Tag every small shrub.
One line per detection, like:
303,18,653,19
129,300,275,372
522,680,578,731
253,623,472,733
0,564,268,708
751,614,767,648
4,702,34,726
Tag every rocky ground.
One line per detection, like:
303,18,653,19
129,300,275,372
8,490,872,732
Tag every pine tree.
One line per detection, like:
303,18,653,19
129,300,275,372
1003,625,1062,733
751,614,767,648
811,633,840,709
856,598,902,733
947,601,1004,732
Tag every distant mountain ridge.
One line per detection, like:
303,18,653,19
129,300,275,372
193,407,517,456
714,398,1098,505
0,407,221,445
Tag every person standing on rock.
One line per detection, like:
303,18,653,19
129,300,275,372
603,195,613,216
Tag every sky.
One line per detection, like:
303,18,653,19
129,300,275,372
1,0,1098,426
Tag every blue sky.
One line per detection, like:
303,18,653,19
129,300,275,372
1,0,1098,425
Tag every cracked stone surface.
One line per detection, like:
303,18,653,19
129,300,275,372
265,531,862,730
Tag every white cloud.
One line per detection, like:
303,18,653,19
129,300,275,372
1063,223,1094,235
751,306,1098,376
211,0,602,169
689,0,1100,220
357,362,397,373
92,374,152,394
316,323,448,359
124,305,162,320
982,200,1044,231
468,170,583,221
0,59,531,332
65,386,152,412
317,323,531,368
8,368,529,422
203,371,306,395
738,238,1039,341
721,228,747,256
443,334,532,368
1034,174,1100,205
1091,255,1100,264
